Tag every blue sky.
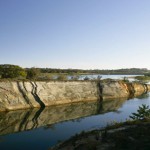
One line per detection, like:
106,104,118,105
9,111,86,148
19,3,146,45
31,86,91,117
0,0,150,69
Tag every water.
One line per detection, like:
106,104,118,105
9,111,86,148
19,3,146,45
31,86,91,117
53,74,139,81
0,93,150,150
68,74,140,81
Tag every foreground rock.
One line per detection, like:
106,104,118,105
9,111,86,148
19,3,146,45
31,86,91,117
0,80,149,111
50,120,150,150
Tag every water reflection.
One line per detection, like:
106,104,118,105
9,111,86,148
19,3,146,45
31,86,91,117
136,93,150,99
0,98,127,136
1,94,150,150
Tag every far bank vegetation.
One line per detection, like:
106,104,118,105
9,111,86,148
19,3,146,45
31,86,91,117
0,64,150,81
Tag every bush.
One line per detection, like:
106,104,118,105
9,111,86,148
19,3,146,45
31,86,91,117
144,73,150,77
123,77,129,82
57,74,67,80
26,68,40,79
84,76,90,80
70,75,79,80
0,64,26,78
97,75,102,80
135,75,150,81
130,104,150,120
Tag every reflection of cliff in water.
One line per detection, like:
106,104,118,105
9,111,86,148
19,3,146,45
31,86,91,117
136,93,150,99
0,98,127,136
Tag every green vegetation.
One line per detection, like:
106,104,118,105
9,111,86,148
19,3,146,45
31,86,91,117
57,74,67,80
40,67,149,75
0,64,26,78
122,76,129,82
135,72,150,81
83,76,90,80
0,64,150,81
70,75,79,80
26,68,40,79
38,73,55,80
144,73,150,76
130,104,150,120
135,75,150,81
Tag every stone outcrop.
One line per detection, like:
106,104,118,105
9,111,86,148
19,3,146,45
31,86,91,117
102,81,129,99
0,80,149,112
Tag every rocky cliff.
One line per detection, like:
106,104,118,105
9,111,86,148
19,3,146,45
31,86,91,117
0,81,149,111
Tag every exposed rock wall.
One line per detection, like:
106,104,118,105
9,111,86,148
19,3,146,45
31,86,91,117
0,81,149,111
102,81,129,99
36,81,98,106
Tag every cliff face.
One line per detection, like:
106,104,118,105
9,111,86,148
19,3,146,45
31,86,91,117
0,81,149,111
102,81,129,99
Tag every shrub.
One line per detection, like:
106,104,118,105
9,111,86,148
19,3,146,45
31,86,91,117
57,74,67,80
144,73,150,77
0,64,26,78
123,77,129,82
26,68,40,79
70,75,79,80
84,76,90,80
129,104,150,120
97,75,102,80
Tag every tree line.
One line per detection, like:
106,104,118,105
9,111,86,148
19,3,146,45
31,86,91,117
0,64,39,79
0,64,149,79
40,68,149,75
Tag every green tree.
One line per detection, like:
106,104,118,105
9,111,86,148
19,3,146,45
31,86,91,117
0,64,26,78
130,104,150,120
26,68,40,79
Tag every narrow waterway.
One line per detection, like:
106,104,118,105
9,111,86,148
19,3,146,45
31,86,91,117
0,93,150,150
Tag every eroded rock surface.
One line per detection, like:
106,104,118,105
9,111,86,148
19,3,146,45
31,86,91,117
0,81,149,111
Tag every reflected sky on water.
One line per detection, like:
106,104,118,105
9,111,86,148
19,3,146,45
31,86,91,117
0,93,150,150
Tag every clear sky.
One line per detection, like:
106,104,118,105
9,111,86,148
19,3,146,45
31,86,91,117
0,0,150,69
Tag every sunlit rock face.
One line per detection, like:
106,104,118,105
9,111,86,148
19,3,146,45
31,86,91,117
35,81,98,106
0,81,40,111
102,81,129,99
147,84,150,91
0,99,126,136
132,82,146,96
0,81,149,111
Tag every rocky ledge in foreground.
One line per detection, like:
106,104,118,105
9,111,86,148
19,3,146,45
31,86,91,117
50,120,150,150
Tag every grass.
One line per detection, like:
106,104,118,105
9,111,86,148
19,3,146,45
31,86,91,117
135,75,150,81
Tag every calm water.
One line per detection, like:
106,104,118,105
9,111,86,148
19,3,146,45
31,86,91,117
68,74,140,81
52,74,140,81
79,74,138,80
0,93,150,150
